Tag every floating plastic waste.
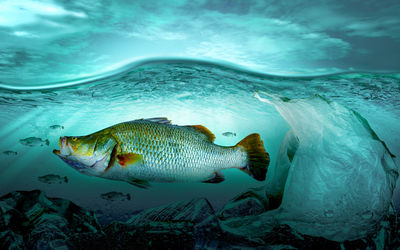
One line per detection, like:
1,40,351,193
256,91,398,241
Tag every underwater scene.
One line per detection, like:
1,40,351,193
1,60,399,249
1,1,400,249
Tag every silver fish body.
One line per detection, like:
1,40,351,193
104,120,248,183
53,118,270,187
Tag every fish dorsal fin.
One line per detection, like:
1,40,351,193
135,117,171,124
188,125,216,142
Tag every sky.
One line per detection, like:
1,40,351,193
0,0,399,86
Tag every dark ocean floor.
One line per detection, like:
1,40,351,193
1,188,398,250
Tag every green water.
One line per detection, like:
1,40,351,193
0,59,399,225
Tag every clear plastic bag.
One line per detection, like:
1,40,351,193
256,92,398,241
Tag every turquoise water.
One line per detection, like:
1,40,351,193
0,59,399,225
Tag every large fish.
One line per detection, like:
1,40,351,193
53,118,269,188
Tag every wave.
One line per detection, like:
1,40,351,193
1,57,399,91
0,58,398,123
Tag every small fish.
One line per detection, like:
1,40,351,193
20,137,49,147
50,125,64,130
3,150,17,156
222,132,237,137
38,174,68,184
53,117,270,188
100,191,131,202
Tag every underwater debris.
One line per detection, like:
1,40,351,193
217,186,268,220
19,137,49,147
256,92,398,242
100,191,131,202
37,174,68,184
49,125,64,130
3,150,17,156
222,132,236,137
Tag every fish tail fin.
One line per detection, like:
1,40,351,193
236,133,270,181
127,194,131,200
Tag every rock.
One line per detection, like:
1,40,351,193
106,198,223,249
0,201,26,231
219,211,277,247
193,214,223,249
217,188,400,249
219,197,264,219
371,209,400,250
218,187,268,220
0,190,104,249
0,230,25,250
105,220,195,249
127,197,225,248
28,214,69,249
127,197,214,224
0,200,28,249
219,208,400,249
1,190,399,249
69,231,108,249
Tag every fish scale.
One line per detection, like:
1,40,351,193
109,120,247,182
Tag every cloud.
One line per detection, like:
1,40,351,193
275,1,400,40
0,0,87,27
89,3,351,71
183,12,350,72
0,0,90,43
0,0,399,86
344,18,400,38
12,31,39,38
127,26,187,41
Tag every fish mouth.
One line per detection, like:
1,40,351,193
53,137,87,170
53,137,72,156
53,137,114,170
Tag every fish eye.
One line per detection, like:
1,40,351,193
72,137,78,141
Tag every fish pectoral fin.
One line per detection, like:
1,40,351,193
117,153,143,167
128,178,151,189
203,171,225,184
187,125,216,142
